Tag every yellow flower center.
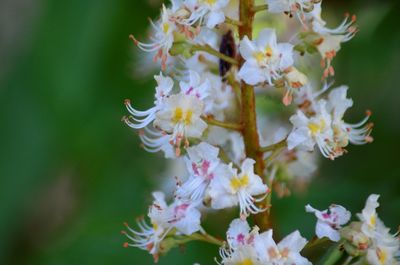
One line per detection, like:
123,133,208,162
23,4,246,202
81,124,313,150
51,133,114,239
173,107,193,125
230,175,249,192
162,23,170,33
377,247,387,264
308,119,326,136
254,51,265,64
237,259,254,265
265,46,273,57
370,214,376,227
203,0,216,5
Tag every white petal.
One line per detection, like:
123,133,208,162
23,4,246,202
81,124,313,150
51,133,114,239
256,28,277,49
278,230,308,253
316,220,341,242
238,60,266,85
239,36,256,60
206,11,225,28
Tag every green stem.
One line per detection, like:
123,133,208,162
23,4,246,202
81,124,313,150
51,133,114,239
260,138,287,152
252,4,268,13
225,16,243,26
189,233,224,246
316,241,345,265
341,256,354,265
191,44,239,65
202,115,243,131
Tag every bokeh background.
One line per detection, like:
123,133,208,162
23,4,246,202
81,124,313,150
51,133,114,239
0,0,399,264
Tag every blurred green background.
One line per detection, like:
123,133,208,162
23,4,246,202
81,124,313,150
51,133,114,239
0,0,399,264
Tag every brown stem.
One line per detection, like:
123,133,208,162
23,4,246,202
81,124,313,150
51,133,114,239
238,0,271,231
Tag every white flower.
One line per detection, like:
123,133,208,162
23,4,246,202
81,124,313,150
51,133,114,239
209,158,269,217
226,218,256,249
282,67,308,106
308,3,357,78
123,192,201,260
179,70,213,113
184,0,230,28
238,29,294,85
139,126,176,159
254,229,311,265
357,195,400,265
258,118,318,189
219,218,262,265
130,5,178,70
306,204,351,242
266,0,315,24
366,225,400,265
219,219,311,265
124,73,173,130
357,194,381,238
182,28,220,73
326,86,373,148
176,142,220,201
154,93,207,151
148,192,202,235
220,244,262,265
367,241,400,265
342,194,400,261
206,127,246,165
311,3,357,40
294,81,331,112
287,100,335,159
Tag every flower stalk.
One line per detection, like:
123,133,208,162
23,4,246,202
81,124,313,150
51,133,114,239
238,0,271,231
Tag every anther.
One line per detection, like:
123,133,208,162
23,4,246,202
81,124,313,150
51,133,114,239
129,35,139,46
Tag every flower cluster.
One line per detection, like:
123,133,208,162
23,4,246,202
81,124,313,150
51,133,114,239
118,0,397,265
219,218,311,265
341,195,400,265
307,195,400,265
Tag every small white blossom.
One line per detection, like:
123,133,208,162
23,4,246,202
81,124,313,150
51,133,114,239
219,219,311,265
357,194,381,238
258,119,318,191
226,218,256,249
182,28,220,73
130,5,179,70
123,192,201,261
124,73,173,130
294,81,331,112
254,229,311,265
176,142,220,201
341,194,400,263
209,158,268,217
287,100,335,159
306,203,351,242
282,66,309,106
266,0,315,24
308,3,357,78
154,93,207,152
220,244,262,265
238,29,294,85
179,70,214,113
206,127,246,165
326,86,373,148
184,0,230,28
139,126,176,159
367,240,400,265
